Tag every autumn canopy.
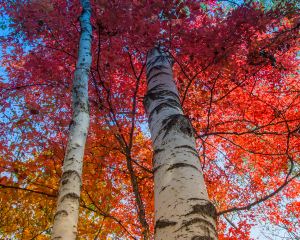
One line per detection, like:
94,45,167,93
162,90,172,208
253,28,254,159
0,0,299,239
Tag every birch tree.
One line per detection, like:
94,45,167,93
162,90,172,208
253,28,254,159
51,0,92,239
144,48,217,239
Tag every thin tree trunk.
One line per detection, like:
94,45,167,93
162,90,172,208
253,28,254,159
144,48,217,240
125,153,150,239
51,1,92,239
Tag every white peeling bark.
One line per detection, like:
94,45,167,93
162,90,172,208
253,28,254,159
144,48,217,240
51,1,92,239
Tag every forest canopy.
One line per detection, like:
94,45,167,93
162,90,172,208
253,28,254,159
0,0,299,239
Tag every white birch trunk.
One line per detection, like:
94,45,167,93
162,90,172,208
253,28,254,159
51,1,92,239
144,48,217,240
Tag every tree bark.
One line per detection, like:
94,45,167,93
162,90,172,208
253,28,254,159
144,48,217,240
51,1,92,239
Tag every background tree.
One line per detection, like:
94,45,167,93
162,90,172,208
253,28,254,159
0,0,299,239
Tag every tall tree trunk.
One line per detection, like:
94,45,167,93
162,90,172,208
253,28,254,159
144,48,217,240
51,1,92,239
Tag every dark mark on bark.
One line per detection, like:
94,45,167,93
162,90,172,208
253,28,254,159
147,53,171,71
167,163,199,171
154,148,164,154
177,218,216,235
188,198,206,201
160,114,194,139
175,145,196,151
61,170,81,183
61,179,69,185
145,83,179,97
147,65,169,78
144,84,175,111
155,219,177,231
149,100,182,122
146,89,180,103
53,210,68,219
147,71,170,84
147,83,165,93
60,192,80,203
191,236,215,240
143,95,151,112
175,145,198,156
185,202,217,219
186,150,199,158
160,185,169,193
153,165,162,173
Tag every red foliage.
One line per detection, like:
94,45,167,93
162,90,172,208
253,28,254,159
0,0,299,238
